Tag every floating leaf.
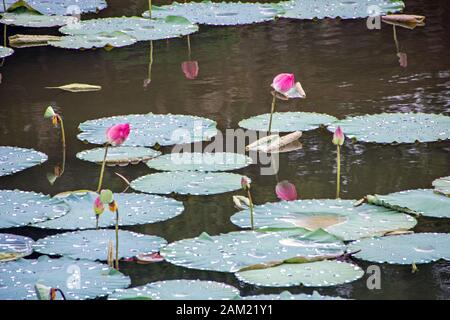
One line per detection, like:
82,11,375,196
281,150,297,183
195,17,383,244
236,260,364,287
0,146,47,177
0,233,33,262
0,12,76,27
34,191,184,230
78,113,217,147
146,152,252,172
239,112,337,133
349,233,450,264
49,32,137,50
327,113,450,143
45,83,102,92
8,34,61,48
109,279,239,300
161,229,345,273
1,0,108,15
433,176,450,197
0,46,14,58
143,2,284,26
367,189,450,218
280,0,405,20
0,190,69,229
0,256,130,300
59,16,198,41
34,229,167,261
131,171,244,195
77,146,161,166
242,291,345,300
231,199,417,241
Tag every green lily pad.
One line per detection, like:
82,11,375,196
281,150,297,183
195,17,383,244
143,2,284,26
162,229,345,273
327,113,450,143
109,279,239,300
131,171,243,195
242,291,345,300
59,16,198,41
0,46,14,58
34,229,167,261
49,32,137,49
231,199,417,241
367,189,450,218
0,146,47,177
76,146,161,166
146,152,252,172
433,176,450,197
34,191,184,230
236,260,364,287
78,113,217,147
0,256,130,300
239,112,337,133
0,233,34,262
348,233,450,264
0,190,69,229
0,11,75,27
1,0,107,15
280,0,405,20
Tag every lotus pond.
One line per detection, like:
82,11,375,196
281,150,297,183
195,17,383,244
0,0,449,300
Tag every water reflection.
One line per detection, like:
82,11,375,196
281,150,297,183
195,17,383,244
181,35,199,80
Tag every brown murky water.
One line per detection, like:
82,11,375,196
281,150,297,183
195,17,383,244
0,0,449,299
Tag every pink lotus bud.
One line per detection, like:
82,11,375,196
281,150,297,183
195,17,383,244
332,126,345,146
106,123,130,146
275,181,298,201
93,196,104,215
241,176,251,190
271,73,295,93
181,61,199,80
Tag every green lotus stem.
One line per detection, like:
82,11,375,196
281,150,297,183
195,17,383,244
393,25,399,53
115,208,119,270
267,95,276,135
148,0,152,19
96,144,109,192
247,189,255,230
336,145,341,199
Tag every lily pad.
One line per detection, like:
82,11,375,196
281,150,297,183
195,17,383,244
433,176,450,197
109,279,239,300
77,146,161,166
0,190,69,229
0,146,47,177
0,11,75,27
236,260,364,287
327,113,450,143
34,229,167,261
49,32,137,50
239,112,337,133
1,0,107,15
34,191,184,230
59,16,198,41
231,199,417,241
161,229,345,273
146,152,252,172
131,171,244,195
280,0,405,20
348,233,450,264
78,113,217,147
0,233,34,262
0,46,14,58
143,1,284,26
0,256,130,300
242,291,345,300
367,189,450,218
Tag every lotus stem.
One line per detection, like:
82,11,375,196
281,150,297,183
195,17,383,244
95,215,99,230
336,145,341,199
115,207,119,270
393,25,399,53
96,144,109,192
148,40,153,81
148,0,152,19
267,95,276,135
247,189,255,230
52,288,67,300
56,115,66,149
187,35,191,60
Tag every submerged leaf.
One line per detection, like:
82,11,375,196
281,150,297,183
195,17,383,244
45,83,102,92
8,34,62,48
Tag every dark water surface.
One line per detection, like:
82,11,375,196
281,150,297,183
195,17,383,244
1,0,450,299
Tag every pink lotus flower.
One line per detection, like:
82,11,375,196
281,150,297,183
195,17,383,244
106,123,130,146
332,126,345,146
93,196,104,215
182,61,199,80
271,73,295,93
275,181,298,201
241,176,251,190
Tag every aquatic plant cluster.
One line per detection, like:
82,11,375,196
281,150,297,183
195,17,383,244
0,0,449,300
